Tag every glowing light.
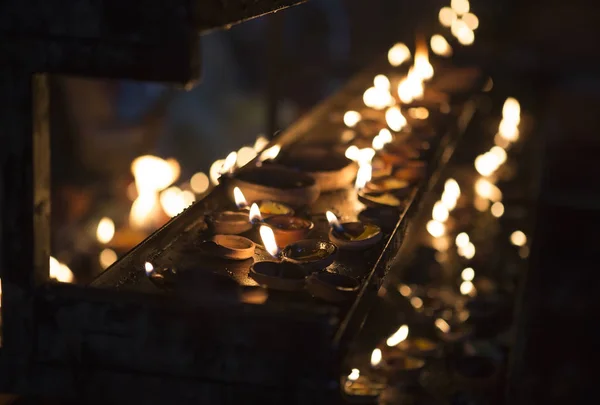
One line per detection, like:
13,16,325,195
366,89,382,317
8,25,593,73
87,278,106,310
260,225,279,257
430,35,453,57
502,98,521,124
96,217,115,244
455,232,470,248
408,107,430,119
490,146,507,165
432,201,449,222
462,12,479,30
50,256,74,283
233,187,248,209
491,202,505,218
326,211,344,233
357,148,376,164
410,296,423,309
259,145,281,162
254,135,270,152
413,42,434,81
451,0,470,15
397,68,425,103
398,284,412,297
159,186,188,218
475,178,502,201
129,192,160,230
461,267,475,281
343,111,362,128
374,74,391,91
474,153,498,176
181,190,195,207
237,146,258,167
378,128,393,144
99,248,117,269
439,7,457,27
388,43,411,67
435,318,450,333
499,120,520,141
441,191,458,210
345,145,359,161
456,26,475,46
510,230,527,247
474,195,490,212
427,220,446,238
355,163,372,190
249,203,262,224
222,151,238,173
385,106,407,132
386,325,409,346
445,179,461,198
372,135,385,151
209,159,226,185
348,369,360,381
190,172,210,194
460,280,476,296
459,242,476,259
363,87,393,110
371,349,382,367
144,262,154,276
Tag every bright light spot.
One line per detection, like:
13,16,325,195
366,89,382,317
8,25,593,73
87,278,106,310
462,12,479,30
49,256,74,283
355,163,372,190
413,43,434,81
510,230,527,247
341,130,355,143
372,135,386,150
190,172,209,194
490,146,507,165
259,145,281,162
181,190,195,207
237,146,258,167
96,217,115,244
499,119,520,141
160,186,188,218
348,368,360,381
410,296,423,309
233,187,248,209
388,43,411,67
399,284,412,297
249,203,262,224
430,34,453,57
144,262,154,276
386,324,409,346
427,220,446,238
343,111,362,128
260,225,280,257
475,178,502,201
378,128,393,144
474,153,498,177
502,98,521,124
432,237,450,251
397,67,425,103
435,318,450,333
370,349,382,367
444,179,461,198
441,191,458,211
451,0,470,15
491,202,505,218
254,136,270,152
345,145,359,161
385,106,407,132
457,26,475,46
374,74,391,91
439,7,457,27
460,280,476,296
461,267,475,281
432,201,449,222
474,195,490,212
408,107,430,120
459,242,476,259
357,148,376,164
129,192,160,230
209,159,226,185
456,232,470,248
222,152,238,173
99,248,117,269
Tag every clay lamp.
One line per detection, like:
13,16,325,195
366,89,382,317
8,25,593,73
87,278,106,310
358,207,400,233
234,186,294,219
365,177,412,197
306,271,360,302
280,239,338,273
199,234,255,261
263,214,315,249
341,368,386,401
372,347,426,383
358,190,405,210
326,211,383,250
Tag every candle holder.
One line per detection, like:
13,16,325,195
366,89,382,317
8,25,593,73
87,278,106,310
379,351,426,384
280,239,337,272
358,207,400,232
328,222,383,250
358,190,405,209
263,215,314,248
205,211,253,235
306,272,359,302
341,371,386,401
249,261,307,291
199,235,255,261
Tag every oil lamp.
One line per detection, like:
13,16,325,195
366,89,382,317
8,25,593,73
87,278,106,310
326,211,383,250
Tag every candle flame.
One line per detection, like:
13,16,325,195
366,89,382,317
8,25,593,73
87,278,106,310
345,145,359,161
397,68,424,104
96,217,115,244
461,267,475,281
426,220,445,238
370,348,382,367
444,179,461,198
385,106,407,132
363,87,393,110
455,232,470,248
435,318,451,334
386,324,409,346
254,135,270,152
388,42,411,67
510,230,527,247
259,225,280,258
209,159,226,185
348,368,360,381
223,151,238,173
441,190,458,210
354,163,372,191
49,256,74,283
413,38,434,81
326,211,344,233
343,111,362,128
130,192,161,230
237,146,258,167
249,203,262,224
233,187,248,209
144,262,154,276
259,145,281,162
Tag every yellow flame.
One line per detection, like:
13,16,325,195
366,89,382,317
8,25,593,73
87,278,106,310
96,217,115,244
249,203,262,224
474,153,499,176
491,202,504,218
222,151,238,173
99,248,117,269
460,280,476,296
259,145,281,162
348,368,360,381
233,187,248,209
455,232,470,248
343,111,362,128
388,43,411,67
385,106,407,132
451,0,470,15
326,211,342,229
209,159,226,185
355,163,372,191
386,324,409,346
490,146,507,165
432,201,449,223
144,262,154,275
431,35,453,57
435,318,451,333
439,7,457,27
462,12,479,30
370,348,382,367
237,146,258,167
499,119,520,141
510,230,527,247
427,220,446,238
49,256,74,283
190,172,210,194
260,225,279,257
374,74,391,91
254,135,270,152
413,40,434,81
461,267,475,281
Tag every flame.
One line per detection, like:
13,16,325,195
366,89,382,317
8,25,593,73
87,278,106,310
510,230,527,247
372,135,385,151
223,151,238,173
370,348,382,367
475,178,502,201
259,225,279,258
439,7,457,27
348,368,360,381
386,324,409,346
144,262,154,276
491,202,504,217
410,296,423,309
363,87,393,110
190,172,210,194
460,280,476,296
254,135,270,152
259,145,281,162
397,68,424,104
160,186,192,218
499,120,520,141
237,146,258,167
413,39,434,81
374,74,391,91
385,106,407,132
455,232,470,248
388,42,411,67
96,217,115,244
209,159,226,185
358,148,376,164
326,211,344,233
462,12,479,30
233,187,248,209
343,111,362,128
249,203,262,224
435,318,451,333
355,163,372,190
502,97,521,124
99,248,118,269
432,201,449,223
430,35,453,57
398,284,412,297
49,256,74,283
130,192,161,230
461,267,475,281
451,0,470,15
426,220,445,238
